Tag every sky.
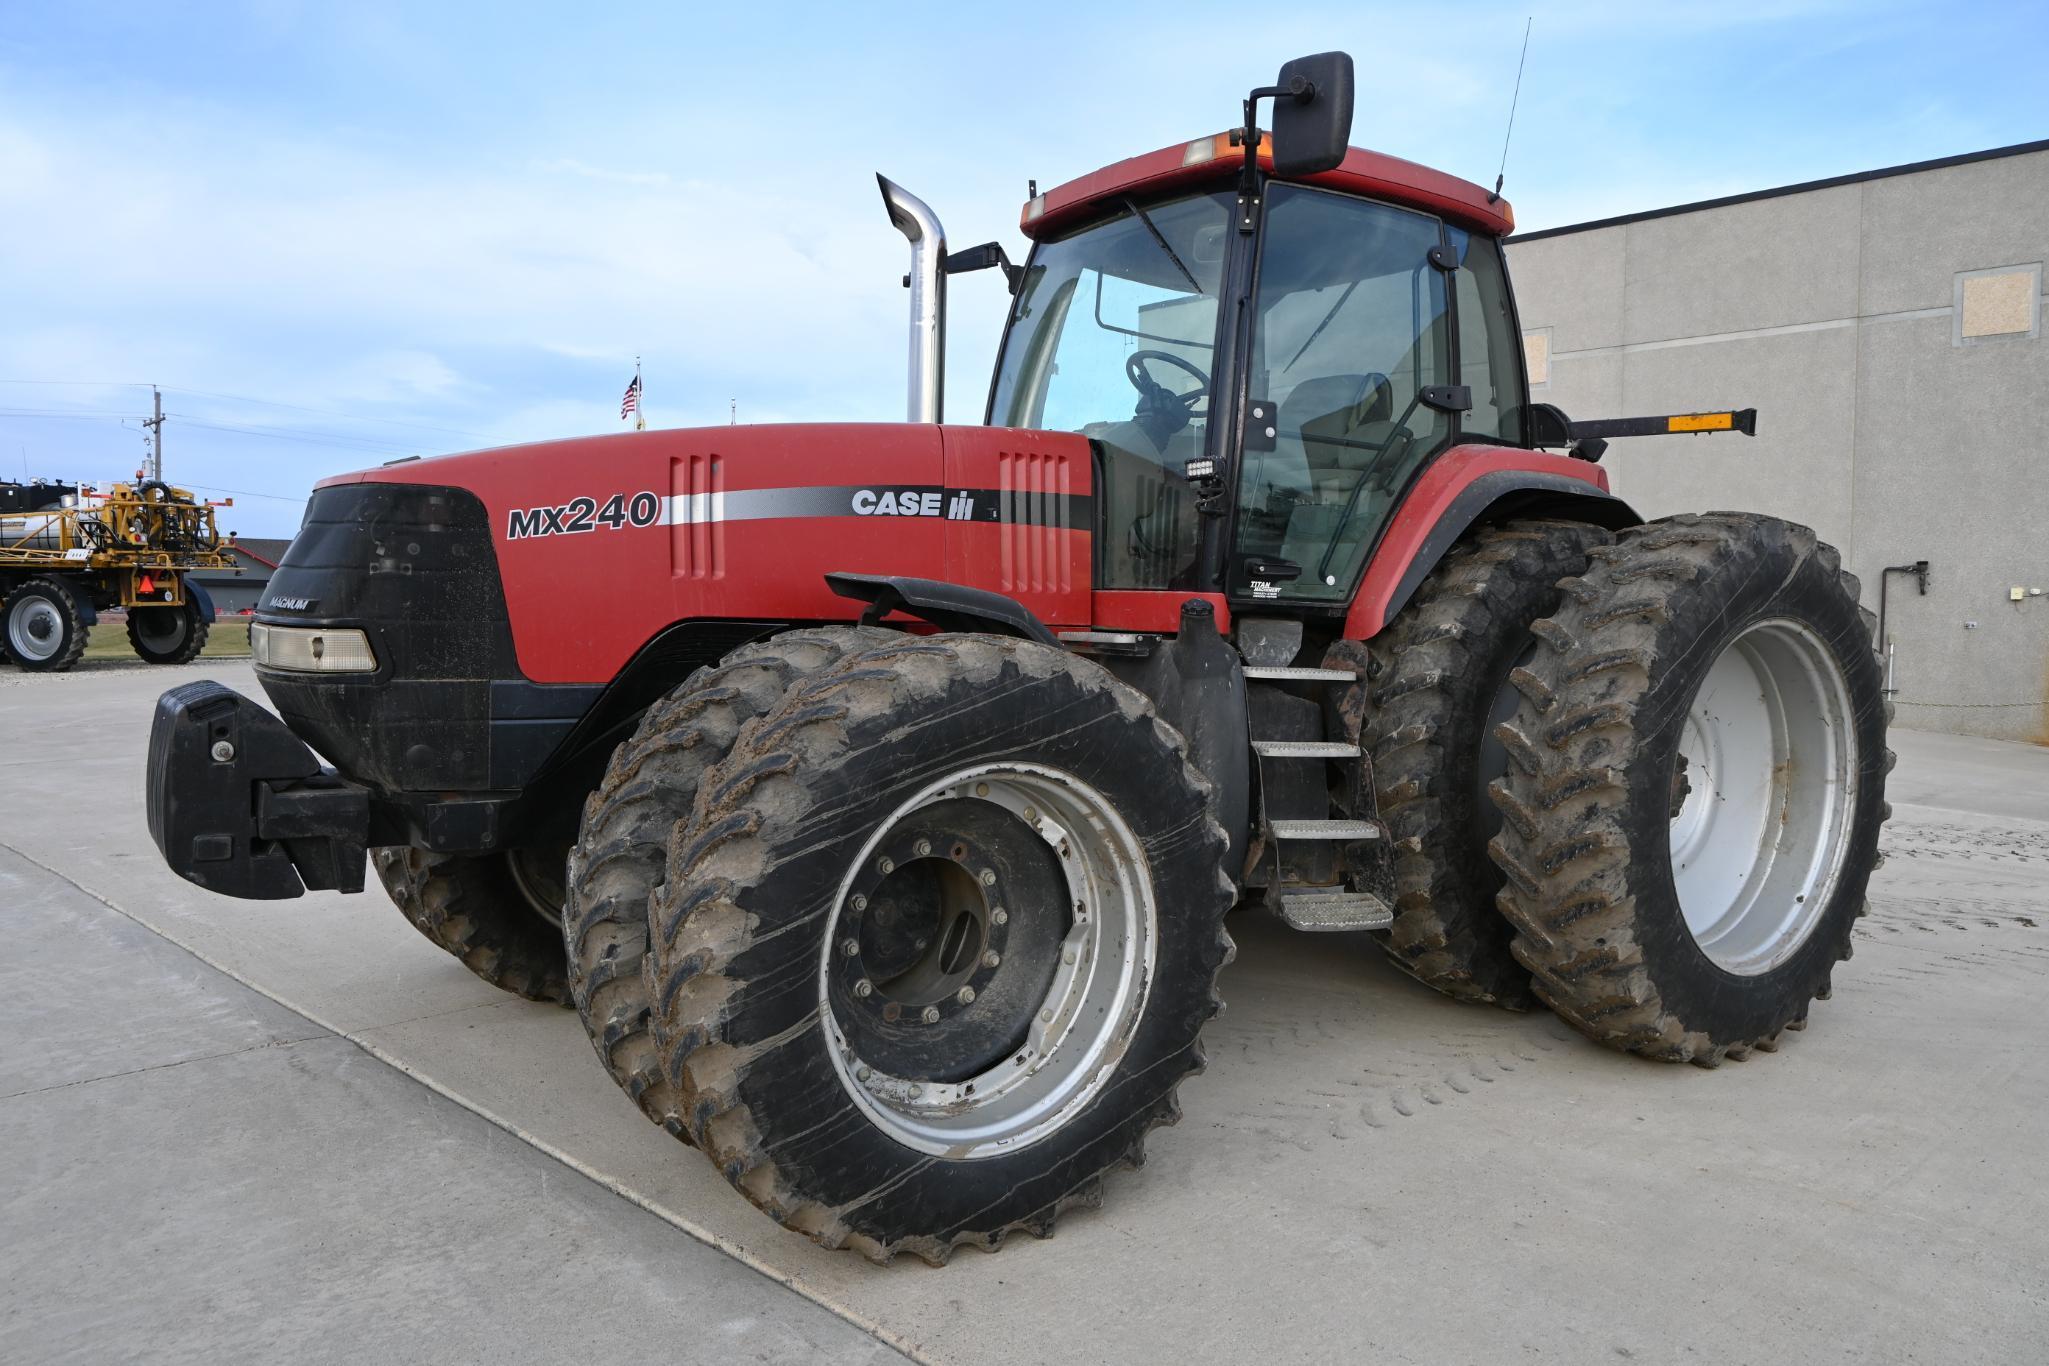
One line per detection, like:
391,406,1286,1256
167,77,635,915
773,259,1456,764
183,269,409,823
2,1,2044,537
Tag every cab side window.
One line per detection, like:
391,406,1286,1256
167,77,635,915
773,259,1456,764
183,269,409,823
1449,228,1527,445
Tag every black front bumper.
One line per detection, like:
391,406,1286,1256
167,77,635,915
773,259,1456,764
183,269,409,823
147,680,372,900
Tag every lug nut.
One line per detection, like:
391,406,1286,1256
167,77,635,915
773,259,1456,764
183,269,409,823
840,937,860,958
210,741,235,763
979,868,997,886
856,1065,872,1082
878,856,894,875
1023,807,1038,823
956,986,976,1005
915,838,932,857
921,1006,940,1024
1040,1009,1053,1023
981,950,1001,969
854,979,874,998
850,893,868,912
975,783,990,797
1062,948,1077,965
991,908,1007,926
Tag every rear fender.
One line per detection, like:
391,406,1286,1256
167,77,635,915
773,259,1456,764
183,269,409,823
1344,445,1638,639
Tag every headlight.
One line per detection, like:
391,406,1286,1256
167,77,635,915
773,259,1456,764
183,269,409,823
251,622,378,673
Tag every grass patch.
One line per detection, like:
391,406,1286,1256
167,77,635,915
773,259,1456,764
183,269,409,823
82,617,252,661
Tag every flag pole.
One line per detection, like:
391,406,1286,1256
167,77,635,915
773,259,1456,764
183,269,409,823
634,355,646,432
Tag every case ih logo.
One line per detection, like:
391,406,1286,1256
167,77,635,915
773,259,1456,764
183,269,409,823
851,488,975,519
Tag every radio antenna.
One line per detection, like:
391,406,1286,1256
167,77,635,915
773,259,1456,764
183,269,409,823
1488,17,1533,205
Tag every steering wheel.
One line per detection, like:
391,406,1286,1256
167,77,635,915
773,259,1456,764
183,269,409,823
1125,350,1211,408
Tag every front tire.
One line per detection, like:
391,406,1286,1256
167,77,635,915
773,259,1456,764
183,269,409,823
2,578,89,672
374,845,573,1005
647,635,1234,1263
129,599,210,665
563,626,889,1139
1487,513,1890,1064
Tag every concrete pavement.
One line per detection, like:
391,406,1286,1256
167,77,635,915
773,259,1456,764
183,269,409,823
2,657,2045,1363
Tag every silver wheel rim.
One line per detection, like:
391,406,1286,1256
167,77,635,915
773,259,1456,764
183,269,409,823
820,762,1156,1159
7,598,64,662
1669,618,1858,975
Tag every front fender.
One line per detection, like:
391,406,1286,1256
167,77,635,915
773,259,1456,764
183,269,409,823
1343,445,1638,639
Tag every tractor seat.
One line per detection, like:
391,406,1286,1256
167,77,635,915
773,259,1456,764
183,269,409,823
1280,372,1397,497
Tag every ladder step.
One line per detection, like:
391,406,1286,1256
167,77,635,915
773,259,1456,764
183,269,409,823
1276,890,1394,932
1269,818,1380,841
1252,740,1360,759
1243,665,1358,682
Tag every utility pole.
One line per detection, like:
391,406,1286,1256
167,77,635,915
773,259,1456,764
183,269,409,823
142,385,164,482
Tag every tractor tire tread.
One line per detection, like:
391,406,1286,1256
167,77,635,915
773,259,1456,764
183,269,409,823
563,626,893,1139
373,847,573,1005
1360,518,1614,1008
647,633,1234,1265
1486,512,1891,1065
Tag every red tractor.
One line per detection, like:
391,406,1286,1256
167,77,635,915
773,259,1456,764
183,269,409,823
147,54,1889,1264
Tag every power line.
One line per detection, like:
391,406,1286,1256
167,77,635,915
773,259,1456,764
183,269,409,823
0,379,150,389
178,482,309,504
0,407,138,419
0,378,489,441
166,415,425,455
167,386,489,441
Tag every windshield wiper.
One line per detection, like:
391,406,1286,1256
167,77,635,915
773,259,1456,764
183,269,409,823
1124,197,1203,296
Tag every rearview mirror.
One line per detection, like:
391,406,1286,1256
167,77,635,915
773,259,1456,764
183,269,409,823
1270,51,1355,177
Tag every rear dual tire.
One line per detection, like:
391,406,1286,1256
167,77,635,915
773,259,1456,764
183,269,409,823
1362,519,1613,1007
1487,513,1890,1064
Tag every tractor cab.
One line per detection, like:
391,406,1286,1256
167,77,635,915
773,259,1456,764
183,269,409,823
924,52,1540,623
990,172,1528,610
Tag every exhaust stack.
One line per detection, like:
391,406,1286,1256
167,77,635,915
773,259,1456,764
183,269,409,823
877,175,946,424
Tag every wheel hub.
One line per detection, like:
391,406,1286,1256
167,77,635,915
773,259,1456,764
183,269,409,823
10,602,61,660
821,764,1156,1158
829,799,1066,1083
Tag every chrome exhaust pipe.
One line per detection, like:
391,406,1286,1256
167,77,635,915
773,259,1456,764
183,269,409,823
877,174,946,424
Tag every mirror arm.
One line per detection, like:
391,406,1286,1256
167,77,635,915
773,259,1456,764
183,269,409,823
1236,78,1322,233
941,242,1023,295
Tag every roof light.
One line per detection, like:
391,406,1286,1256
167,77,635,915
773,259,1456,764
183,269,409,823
1024,195,1047,223
1182,137,1220,166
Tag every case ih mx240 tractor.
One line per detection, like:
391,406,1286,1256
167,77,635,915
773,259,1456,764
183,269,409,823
147,55,1888,1264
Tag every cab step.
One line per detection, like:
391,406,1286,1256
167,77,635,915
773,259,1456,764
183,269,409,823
1268,818,1379,841
1276,889,1394,932
1242,665,1358,682
1252,739,1359,759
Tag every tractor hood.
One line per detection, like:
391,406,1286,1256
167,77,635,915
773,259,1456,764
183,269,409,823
303,422,1094,684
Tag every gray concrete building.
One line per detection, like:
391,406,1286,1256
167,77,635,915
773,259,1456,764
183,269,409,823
1507,140,2049,742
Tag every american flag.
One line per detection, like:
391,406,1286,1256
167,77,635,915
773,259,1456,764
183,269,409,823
620,373,642,420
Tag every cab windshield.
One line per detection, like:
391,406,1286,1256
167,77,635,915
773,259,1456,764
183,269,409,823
990,192,1231,590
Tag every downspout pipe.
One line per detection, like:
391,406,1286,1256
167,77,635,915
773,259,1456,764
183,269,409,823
878,175,946,424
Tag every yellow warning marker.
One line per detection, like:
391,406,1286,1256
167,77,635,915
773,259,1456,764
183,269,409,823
1667,412,1736,433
